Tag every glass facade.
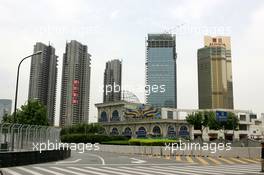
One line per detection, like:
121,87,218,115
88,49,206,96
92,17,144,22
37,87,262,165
146,34,177,108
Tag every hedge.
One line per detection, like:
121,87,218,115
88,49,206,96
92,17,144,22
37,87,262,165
101,140,130,145
60,123,105,136
61,134,128,144
129,138,178,146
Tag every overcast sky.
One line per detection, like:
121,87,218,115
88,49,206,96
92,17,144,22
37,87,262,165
0,0,264,125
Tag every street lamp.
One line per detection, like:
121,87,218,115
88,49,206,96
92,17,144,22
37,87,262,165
13,51,42,121
11,51,42,151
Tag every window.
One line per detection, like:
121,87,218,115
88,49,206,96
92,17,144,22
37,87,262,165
100,111,108,122
239,124,247,131
167,111,173,119
240,115,246,121
111,110,120,121
250,114,257,122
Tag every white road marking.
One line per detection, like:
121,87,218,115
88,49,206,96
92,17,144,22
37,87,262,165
85,153,106,165
130,158,147,164
152,166,220,175
33,167,64,175
104,167,153,175
139,166,203,175
85,167,131,175
1,164,261,175
16,167,43,175
51,167,86,175
56,159,81,164
2,168,22,175
168,165,260,174
121,166,178,175
68,167,109,175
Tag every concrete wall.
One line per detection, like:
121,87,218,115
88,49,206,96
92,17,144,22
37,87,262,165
98,145,261,159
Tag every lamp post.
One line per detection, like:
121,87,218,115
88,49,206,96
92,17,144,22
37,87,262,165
13,51,42,120
11,51,42,151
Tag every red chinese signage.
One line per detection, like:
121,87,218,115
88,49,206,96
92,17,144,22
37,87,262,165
72,80,79,104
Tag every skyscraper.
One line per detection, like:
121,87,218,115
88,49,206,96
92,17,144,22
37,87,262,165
198,36,234,109
0,99,12,122
145,34,177,108
60,40,91,127
103,59,122,103
28,42,58,126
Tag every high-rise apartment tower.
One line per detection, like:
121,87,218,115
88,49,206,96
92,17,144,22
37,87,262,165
103,59,122,103
28,42,58,125
60,40,91,127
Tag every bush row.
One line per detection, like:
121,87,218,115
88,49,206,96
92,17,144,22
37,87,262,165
128,138,178,146
61,134,128,144
60,124,105,136
101,140,130,145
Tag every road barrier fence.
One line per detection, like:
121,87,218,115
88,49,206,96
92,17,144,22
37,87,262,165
0,123,61,152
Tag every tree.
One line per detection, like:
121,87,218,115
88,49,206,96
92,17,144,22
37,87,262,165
186,112,208,140
2,113,12,123
205,111,221,130
186,111,223,140
3,100,49,126
219,112,239,130
187,111,239,141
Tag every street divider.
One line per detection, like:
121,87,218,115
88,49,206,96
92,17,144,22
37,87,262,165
98,145,261,159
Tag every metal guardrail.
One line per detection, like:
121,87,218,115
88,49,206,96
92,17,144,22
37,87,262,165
0,123,61,152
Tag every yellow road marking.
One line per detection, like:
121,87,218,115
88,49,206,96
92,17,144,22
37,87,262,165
165,156,170,160
186,156,194,163
176,156,181,162
230,158,248,164
218,157,235,164
241,158,259,164
196,157,209,165
208,157,222,165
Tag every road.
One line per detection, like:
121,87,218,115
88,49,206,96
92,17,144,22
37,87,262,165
1,150,263,175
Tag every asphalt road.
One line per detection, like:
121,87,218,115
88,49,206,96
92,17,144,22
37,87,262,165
1,150,263,175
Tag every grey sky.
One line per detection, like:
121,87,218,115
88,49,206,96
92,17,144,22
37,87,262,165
0,0,263,125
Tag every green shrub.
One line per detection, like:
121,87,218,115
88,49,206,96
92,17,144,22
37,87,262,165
61,134,128,144
60,123,105,136
101,140,130,145
129,138,178,146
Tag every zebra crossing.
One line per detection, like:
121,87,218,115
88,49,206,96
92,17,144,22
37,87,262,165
1,164,263,175
156,155,260,166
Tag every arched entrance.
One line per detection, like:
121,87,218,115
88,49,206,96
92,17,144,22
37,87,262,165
123,127,132,138
152,126,161,137
179,125,189,138
167,125,176,138
136,127,146,138
110,128,119,136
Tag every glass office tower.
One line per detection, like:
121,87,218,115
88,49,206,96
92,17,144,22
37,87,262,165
198,36,234,109
145,34,177,108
